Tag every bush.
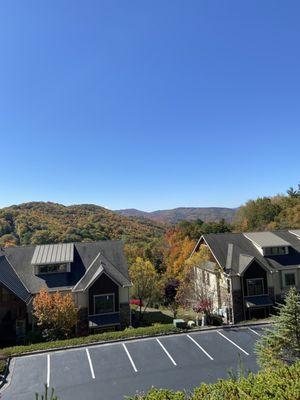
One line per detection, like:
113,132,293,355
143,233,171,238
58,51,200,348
1,324,181,357
127,361,300,399
207,313,223,326
130,299,143,306
0,358,7,375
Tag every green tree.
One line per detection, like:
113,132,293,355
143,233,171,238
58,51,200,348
234,197,282,231
287,182,300,198
256,287,300,368
129,257,160,319
163,278,180,318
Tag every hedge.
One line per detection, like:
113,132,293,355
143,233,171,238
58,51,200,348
1,324,181,357
0,359,6,375
128,361,300,400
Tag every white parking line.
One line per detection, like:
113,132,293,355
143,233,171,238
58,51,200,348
156,338,177,366
187,334,214,360
123,343,138,372
248,327,261,336
47,354,50,387
86,349,95,379
217,331,249,356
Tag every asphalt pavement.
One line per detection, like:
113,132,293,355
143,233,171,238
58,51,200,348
1,324,266,400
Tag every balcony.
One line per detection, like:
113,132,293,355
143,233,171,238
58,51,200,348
88,312,120,328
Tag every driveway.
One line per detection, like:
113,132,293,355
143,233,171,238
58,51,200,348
1,324,265,400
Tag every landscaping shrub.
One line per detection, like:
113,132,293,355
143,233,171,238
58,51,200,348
0,358,7,376
127,361,300,400
35,384,58,400
207,313,223,326
1,324,181,357
130,299,143,306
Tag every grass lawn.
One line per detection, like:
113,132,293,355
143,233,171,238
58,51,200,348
134,306,198,326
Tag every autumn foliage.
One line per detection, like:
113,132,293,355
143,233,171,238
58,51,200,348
33,288,78,340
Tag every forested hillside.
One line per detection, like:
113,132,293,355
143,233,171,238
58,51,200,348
116,207,236,223
0,183,299,276
0,202,165,247
234,184,300,231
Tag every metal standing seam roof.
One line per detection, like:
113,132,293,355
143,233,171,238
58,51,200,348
243,232,291,248
31,243,74,265
289,230,300,239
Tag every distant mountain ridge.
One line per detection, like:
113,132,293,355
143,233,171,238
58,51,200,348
115,207,237,223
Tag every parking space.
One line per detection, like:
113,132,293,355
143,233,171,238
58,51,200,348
50,349,93,388
158,334,212,367
4,354,46,398
125,338,177,372
89,343,136,380
1,325,267,400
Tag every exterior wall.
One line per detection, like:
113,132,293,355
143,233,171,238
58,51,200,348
0,284,27,344
242,262,267,296
119,287,130,327
119,286,129,303
74,291,88,309
120,303,130,327
88,274,119,315
231,276,244,323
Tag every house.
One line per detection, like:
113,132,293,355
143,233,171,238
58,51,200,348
192,230,300,324
0,240,131,344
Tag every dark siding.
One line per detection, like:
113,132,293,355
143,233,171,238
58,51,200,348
88,274,119,315
0,283,27,345
243,261,267,296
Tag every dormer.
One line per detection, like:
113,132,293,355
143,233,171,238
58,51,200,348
31,243,74,274
243,232,290,257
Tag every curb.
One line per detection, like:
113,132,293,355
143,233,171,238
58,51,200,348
5,320,272,359
0,357,12,390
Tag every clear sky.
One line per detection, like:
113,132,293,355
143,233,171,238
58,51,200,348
0,1,299,211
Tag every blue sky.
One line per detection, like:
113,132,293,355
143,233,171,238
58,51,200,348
0,1,299,211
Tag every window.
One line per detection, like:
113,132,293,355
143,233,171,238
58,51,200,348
0,287,12,303
247,278,264,296
264,246,288,256
94,294,115,314
37,263,68,274
206,272,210,285
227,279,231,293
284,273,296,287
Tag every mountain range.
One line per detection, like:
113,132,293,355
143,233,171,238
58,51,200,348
115,207,236,223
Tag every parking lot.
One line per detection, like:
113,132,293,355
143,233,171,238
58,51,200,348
1,325,266,400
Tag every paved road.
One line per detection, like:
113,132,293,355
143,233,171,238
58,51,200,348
1,325,266,400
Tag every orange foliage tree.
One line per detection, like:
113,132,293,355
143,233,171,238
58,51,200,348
33,288,78,340
164,227,195,280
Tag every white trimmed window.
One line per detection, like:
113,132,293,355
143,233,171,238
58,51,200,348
247,278,264,296
94,293,115,314
37,263,69,274
284,272,296,287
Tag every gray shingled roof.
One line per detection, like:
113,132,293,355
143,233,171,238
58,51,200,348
199,230,300,275
0,255,31,303
73,252,131,291
2,240,130,294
